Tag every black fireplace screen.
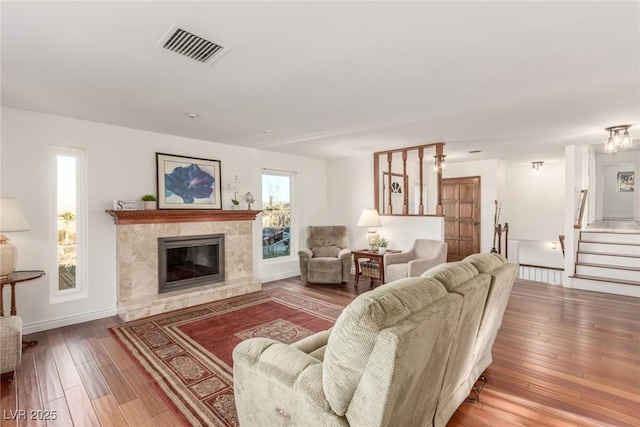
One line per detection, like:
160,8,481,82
158,234,224,294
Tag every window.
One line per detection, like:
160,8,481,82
261,170,295,260
51,146,87,301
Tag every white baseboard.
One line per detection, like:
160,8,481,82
260,270,300,283
23,307,118,335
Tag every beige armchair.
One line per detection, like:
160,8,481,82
298,226,351,284
384,239,447,283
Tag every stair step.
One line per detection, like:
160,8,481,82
577,252,640,268
578,241,640,256
570,275,640,297
575,263,640,282
580,231,640,244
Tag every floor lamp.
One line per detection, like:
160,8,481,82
0,198,31,278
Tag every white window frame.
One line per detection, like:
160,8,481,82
49,146,88,302
261,169,297,262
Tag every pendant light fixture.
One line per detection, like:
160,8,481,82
604,125,633,153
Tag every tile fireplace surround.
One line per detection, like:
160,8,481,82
106,210,262,321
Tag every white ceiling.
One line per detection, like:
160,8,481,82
2,1,639,166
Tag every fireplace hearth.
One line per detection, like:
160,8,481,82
158,234,224,294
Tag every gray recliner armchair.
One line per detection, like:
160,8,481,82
384,239,447,283
298,226,351,284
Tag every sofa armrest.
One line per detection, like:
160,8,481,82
384,250,413,266
0,316,23,375
292,329,331,354
234,338,320,385
299,247,313,260
233,338,341,425
337,248,352,261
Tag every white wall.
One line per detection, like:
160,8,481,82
327,155,444,253
503,162,565,242
595,150,640,221
1,107,327,332
602,163,634,219
502,162,565,270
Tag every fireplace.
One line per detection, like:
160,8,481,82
158,234,225,294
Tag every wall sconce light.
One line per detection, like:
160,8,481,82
604,125,633,153
551,241,557,250
433,154,446,171
531,161,544,175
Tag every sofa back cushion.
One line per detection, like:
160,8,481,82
463,253,518,373
422,262,492,425
322,277,455,416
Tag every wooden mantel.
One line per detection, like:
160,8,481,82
106,209,261,225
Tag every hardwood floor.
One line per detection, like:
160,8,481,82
1,277,638,426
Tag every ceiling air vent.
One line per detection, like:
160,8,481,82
157,24,230,65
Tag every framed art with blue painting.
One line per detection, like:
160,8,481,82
156,153,222,209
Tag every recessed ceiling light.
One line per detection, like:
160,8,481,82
468,150,482,154
185,113,199,119
261,129,273,134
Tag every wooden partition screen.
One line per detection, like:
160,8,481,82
373,142,445,216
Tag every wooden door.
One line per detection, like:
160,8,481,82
443,177,481,261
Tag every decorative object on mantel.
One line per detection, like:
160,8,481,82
604,124,633,154
141,194,157,210
112,200,137,210
156,153,222,210
105,209,261,225
243,192,255,210
226,175,241,208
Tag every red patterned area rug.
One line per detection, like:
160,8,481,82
111,287,343,426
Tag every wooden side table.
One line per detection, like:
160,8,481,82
1,270,46,347
352,249,400,285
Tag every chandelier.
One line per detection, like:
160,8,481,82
604,125,633,153
433,154,446,171
531,161,544,175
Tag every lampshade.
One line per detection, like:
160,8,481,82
1,198,31,232
0,198,30,277
357,208,382,250
357,208,382,227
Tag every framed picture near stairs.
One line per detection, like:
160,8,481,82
616,171,634,192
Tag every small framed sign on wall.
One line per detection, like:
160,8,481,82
617,171,635,192
156,153,222,209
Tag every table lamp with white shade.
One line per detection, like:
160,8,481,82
357,208,382,251
0,198,31,278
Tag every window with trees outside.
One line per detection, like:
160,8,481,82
52,146,87,300
262,170,295,260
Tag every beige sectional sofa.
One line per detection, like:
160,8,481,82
233,253,517,426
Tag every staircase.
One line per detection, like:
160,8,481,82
571,230,640,297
